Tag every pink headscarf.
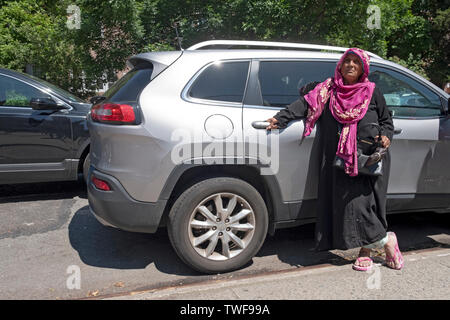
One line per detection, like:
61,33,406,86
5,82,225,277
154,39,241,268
303,48,376,176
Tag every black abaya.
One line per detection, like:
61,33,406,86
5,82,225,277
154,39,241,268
273,87,394,251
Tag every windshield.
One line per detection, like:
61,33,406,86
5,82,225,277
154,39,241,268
21,72,85,103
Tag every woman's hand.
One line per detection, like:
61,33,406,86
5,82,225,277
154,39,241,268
265,117,279,130
376,135,391,148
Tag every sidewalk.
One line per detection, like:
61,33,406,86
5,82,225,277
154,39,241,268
107,247,450,300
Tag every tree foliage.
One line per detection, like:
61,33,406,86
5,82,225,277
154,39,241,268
0,0,448,97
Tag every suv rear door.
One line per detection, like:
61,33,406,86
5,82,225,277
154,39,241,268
181,59,250,164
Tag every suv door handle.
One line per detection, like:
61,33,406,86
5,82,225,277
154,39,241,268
252,121,271,129
394,127,402,135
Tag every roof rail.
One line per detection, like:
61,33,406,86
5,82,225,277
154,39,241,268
187,40,382,59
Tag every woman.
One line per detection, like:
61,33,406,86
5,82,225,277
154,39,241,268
266,48,404,271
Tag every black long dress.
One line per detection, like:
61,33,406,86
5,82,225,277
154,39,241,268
273,87,394,251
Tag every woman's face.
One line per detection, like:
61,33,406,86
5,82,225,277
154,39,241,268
340,53,363,84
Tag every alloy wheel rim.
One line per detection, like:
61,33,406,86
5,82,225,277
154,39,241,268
188,192,256,261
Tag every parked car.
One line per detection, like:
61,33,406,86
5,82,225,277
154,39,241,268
87,40,450,274
0,68,91,184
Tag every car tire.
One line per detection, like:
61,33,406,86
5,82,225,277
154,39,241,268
167,177,268,274
82,153,90,183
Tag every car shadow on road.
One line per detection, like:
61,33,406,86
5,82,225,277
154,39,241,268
68,204,348,278
69,205,450,277
68,205,201,276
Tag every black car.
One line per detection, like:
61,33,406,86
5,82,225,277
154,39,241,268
0,68,91,184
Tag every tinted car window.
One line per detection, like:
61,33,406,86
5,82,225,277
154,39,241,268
258,61,336,107
189,61,250,103
369,66,442,117
104,66,153,103
0,75,51,107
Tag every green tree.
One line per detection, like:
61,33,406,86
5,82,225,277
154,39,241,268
0,0,146,98
0,0,59,71
0,0,91,98
412,0,450,87
144,0,446,87
1,0,447,94
70,0,145,92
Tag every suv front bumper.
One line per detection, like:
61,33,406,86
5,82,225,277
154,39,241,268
88,168,167,233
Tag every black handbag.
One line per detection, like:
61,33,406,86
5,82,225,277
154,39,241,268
334,123,387,176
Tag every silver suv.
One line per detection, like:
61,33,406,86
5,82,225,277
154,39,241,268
87,40,450,274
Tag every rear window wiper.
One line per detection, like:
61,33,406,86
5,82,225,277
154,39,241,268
90,96,106,105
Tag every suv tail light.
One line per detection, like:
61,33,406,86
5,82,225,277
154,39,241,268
92,176,111,191
91,103,136,124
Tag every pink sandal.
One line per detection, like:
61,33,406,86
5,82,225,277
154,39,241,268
385,232,404,270
352,256,373,271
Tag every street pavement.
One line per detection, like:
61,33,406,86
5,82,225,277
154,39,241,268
108,247,450,300
0,181,449,300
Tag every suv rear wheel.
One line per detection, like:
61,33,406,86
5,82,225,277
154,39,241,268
167,177,268,273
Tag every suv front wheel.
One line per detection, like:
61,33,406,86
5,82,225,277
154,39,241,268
167,177,269,273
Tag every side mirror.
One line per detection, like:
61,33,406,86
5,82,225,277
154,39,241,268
30,97,63,110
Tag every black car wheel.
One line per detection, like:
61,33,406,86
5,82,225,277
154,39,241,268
167,177,268,274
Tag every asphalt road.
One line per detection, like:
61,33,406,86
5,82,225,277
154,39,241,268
0,181,449,300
